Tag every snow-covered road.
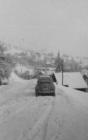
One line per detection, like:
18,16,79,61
0,80,88,140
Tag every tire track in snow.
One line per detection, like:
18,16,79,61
19,97,55,140
0,97,38,124
42,98,56,140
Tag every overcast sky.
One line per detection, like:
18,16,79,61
0,0,88,57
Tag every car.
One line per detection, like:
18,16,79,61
35,75,55,96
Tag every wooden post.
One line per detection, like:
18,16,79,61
62,59,64,86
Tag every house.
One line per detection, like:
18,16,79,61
14,64,34,75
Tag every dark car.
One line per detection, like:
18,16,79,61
35,75,55,96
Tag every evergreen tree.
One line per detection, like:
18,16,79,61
55,50,62,72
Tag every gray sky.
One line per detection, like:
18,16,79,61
0,0,88,57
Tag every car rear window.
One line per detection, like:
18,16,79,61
38,77,51,83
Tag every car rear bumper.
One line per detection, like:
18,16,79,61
36,90,55,96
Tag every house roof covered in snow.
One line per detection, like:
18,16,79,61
55,72,87,89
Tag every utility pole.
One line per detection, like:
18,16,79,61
62,59,64,86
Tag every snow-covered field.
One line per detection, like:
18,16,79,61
0,74,88,140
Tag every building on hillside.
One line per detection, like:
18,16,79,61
14,64,34,75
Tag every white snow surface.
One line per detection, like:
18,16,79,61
55,72,87,88
0,78,88,140
9,72,26,83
